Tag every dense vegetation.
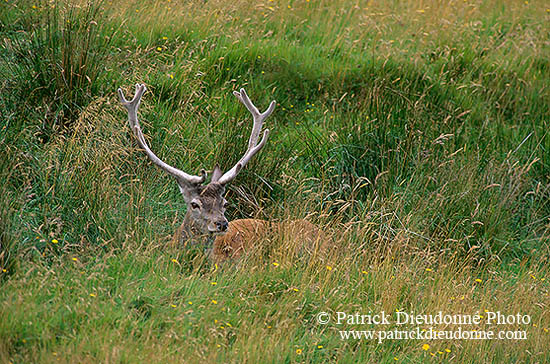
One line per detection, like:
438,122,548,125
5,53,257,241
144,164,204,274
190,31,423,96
0,0,548,362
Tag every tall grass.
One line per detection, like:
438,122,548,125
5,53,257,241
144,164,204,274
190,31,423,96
0,0,549,362
1,0,111,139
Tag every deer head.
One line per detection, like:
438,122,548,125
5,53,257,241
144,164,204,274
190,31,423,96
118,84,276,238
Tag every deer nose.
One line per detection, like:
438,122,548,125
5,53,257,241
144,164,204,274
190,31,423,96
216,220,229,232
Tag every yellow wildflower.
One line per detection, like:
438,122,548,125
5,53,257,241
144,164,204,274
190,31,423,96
422,344,430,351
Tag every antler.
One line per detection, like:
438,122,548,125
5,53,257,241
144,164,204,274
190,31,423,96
118,84,206,185
216,89,276,185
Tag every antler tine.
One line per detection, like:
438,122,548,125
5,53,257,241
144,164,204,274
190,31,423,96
118,84,206,185
217,89,276,185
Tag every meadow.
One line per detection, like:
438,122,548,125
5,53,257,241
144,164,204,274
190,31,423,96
0,0,549,362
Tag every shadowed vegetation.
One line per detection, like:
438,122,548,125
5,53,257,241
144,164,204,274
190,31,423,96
0,0,549,362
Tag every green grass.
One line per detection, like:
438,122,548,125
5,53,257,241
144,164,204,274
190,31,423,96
0,0,549,362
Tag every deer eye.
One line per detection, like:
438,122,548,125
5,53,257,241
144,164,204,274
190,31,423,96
223,202,229,208
190,202,200,209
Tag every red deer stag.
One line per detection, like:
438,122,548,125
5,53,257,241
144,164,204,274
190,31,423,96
119,84,324,262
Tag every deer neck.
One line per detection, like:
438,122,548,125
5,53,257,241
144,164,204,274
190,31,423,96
182,210,215,253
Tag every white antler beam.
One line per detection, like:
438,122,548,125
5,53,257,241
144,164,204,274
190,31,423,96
216,89,276,185
118,84,206,185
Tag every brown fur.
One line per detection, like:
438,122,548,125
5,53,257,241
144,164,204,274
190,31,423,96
199,183,224,199
209,218,327,262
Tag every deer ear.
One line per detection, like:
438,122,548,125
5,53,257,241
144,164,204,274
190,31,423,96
211,164,223,183
177,180,201,204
